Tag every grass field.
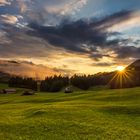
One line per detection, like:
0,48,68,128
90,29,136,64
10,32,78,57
0,84,140,140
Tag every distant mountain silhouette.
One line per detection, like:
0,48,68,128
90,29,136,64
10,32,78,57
126,59,140,71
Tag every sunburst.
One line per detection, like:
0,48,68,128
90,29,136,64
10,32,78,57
108,67,133,88
116,66,125,72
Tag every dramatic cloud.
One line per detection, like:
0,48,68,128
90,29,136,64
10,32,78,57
46,0,88,15
104,11,140,32
1,10,140,63
27,10,140,61
0,0,11,6
0,14,18,24
0,0,140,76
92,62,117,67
114,46,140,59
1,0,88,25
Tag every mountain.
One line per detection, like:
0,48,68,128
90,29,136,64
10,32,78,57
126,59,140,71
110,59,140,89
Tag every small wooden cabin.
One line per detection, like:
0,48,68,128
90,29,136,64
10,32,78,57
2,89,16,94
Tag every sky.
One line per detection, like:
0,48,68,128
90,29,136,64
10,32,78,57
0,0,140,78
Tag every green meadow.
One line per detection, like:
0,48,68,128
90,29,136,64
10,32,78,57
0,84,140,140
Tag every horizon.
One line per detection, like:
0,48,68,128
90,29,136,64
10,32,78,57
0,59,139,80
0,0,140,78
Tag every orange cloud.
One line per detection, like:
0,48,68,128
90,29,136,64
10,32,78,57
1,14,18,24
47,0,88,15
0,0,11,6
0,60,59,79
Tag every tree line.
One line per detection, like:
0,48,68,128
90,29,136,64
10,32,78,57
9,77,37,91
7,64,140,91
8,72,113,92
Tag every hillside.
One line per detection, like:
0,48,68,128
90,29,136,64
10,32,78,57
0,86,139,140
126,59,140,70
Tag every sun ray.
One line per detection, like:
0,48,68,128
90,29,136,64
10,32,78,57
109,66,135,88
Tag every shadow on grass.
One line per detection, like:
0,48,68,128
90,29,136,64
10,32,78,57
89,94,140,102
23,108,48,118
19,93,93,104
100,106,140,116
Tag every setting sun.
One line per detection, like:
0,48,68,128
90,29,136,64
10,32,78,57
116,66,125,72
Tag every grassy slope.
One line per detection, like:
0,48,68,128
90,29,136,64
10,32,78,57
0,84,140,140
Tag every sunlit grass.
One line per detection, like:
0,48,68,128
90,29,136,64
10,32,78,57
0,84,140,140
